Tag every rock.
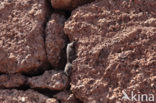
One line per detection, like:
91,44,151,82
45,13,66,67
144,18,156,27
46,98,59,103
28,70,69,91
64,0,156,102
0,74,26,89
50,0,94,10
0,0,48,73
54,91,79,103
0,89,58,103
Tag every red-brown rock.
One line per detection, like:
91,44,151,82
0,0,48,73
0,74,26,89
45,13,66,67
0,89,58,103
54,91,79,103
51,0,94,10
28,70,69,91
64,0,156,102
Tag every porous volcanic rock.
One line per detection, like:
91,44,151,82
0,73,26,89
54,91,79,103
50,0,94,10
45,13,66,67
64,0,156,102
0,89,58,103
28,70,69,91
0,0,48,73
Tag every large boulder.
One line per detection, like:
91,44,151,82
45,13,66,67
0,89,58,103
50,0,94,10
0,0,48,73
28,70,69,91
64,0,156,102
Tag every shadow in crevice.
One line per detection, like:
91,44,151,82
0,72,5,75
0,85,61,99
77,99,83,103
64,10,72,19
0,84,30,91
58,100,61,103
42,0,53,74
33,88,60,98
16,84,30,91
22,62,52,77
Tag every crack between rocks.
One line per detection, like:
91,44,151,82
1,87,60,99
18,0,73,99
21,0,53,77
0,0,79,102
32,88,60,98
42,0,53,68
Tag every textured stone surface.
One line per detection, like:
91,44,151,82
0,89,58,103
0,74,26,89
28,70,69,91
0,0,48,73
45,13,66,67
64,0,156,102
0,0,156,102
51,0,94,10
54,91,79,103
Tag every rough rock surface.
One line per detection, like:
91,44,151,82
64,0,156,102
0,89,58,103
0,73,26,89
28,70,69,91
0,0,48,73
45,13,66,67
51,0,94,10
54,91,79,103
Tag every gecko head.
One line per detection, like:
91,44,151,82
68,41,76,48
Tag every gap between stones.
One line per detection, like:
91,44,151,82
22,0,72,77
4,0,81,102
0,0,83,102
